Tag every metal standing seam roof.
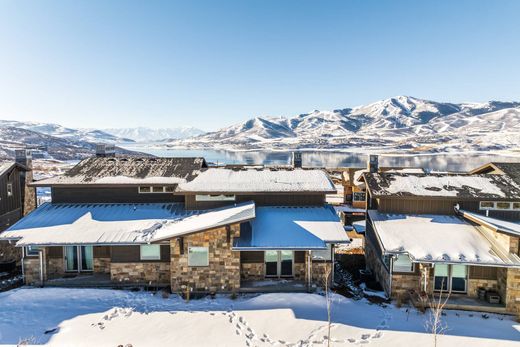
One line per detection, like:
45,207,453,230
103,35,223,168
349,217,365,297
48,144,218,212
234,205,349,250
458,209,520,237
368,210,520,267
0,202,255,246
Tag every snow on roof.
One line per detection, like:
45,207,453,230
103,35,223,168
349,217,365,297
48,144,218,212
32,157,207,186
0,161,14,177
0,202,254,246
176,168,336,193
363,173,520,199
334,204,366,214
352,220,366,234
368,210,520,266
458,209,520,237
234,205,349,250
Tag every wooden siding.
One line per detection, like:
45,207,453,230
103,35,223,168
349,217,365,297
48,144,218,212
469,265,498,280
377,198,457,214
0,167,22,217
111,245,170,263
240,251,264,263
184,193,326,210
294,251,305,263
47,247,63,259
459,201,520,221
52,187,185,204
94,246,111,258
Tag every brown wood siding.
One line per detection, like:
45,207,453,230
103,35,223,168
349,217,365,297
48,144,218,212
185,193,326,210
93,246,111,258
294,251,305,263
47,246,63,258
110,245,170,263
469,265,498,280
0,167,22,219
240,251,264,263
459,201,520,221
52,187,185,204
377,198,457,214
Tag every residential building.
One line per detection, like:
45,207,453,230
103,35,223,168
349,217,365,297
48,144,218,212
361,170,520,314
0,152,348,293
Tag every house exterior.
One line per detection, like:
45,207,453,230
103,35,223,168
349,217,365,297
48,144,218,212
361,170,520,314
0,154,348,293
0,150,36,266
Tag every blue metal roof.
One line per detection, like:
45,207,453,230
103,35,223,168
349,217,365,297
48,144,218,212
234,206,346,250
7,202,198,231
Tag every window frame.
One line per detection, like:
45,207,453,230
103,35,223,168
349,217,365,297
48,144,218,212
138,186,174,194
352,192,366,202
139,244,161,260
25,245,41,257
187,246,209,267
479,201,520,211
392,254,415,273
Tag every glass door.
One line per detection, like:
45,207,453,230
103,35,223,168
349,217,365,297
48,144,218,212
280,251,294,277
434,264,448,291
65,246,78,272
265,251,279,277
80,246,94,271
450,264,467,293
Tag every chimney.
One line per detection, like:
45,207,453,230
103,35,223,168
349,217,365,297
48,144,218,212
96,143,116,157
368,154,379,173
292,151,303,168
15,149,32,169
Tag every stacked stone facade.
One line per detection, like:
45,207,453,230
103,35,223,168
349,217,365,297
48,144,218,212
170,224,241,293
94,257,111,274
23,257,40,285
240,263,264,281
111,262,170,285
311,261,332,286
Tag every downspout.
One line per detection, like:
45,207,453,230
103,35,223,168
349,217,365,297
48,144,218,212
307,251,312,289
39,249,44,287
20,245,25,282
388,256,394,298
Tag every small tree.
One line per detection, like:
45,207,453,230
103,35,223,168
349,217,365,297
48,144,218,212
425,279,450,347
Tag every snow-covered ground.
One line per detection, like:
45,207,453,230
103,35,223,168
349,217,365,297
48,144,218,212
0,288,518,346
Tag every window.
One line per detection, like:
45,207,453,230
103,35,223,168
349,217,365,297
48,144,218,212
479,201,520,211
353,192,366,202
392,254,414,273
138,186,174,194
25,245,41,256
188,246,209,266
311,244,332,261
140,244,161,260
6,183,13,197
195,194,236,202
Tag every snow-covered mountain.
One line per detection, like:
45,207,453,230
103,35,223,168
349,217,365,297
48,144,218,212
167,96,520,153
103,127,205,142
0,120,134,144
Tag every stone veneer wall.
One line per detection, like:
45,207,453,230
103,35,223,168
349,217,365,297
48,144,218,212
240,263,264,281
391,273,420,297
365,240,391,295
23,257,40,285
311,261,332,286
497,267,520,314
110,262,170,285
467,278,498,297
94,258,111,274
170,224,241,293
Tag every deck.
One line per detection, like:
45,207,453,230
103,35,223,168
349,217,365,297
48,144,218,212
411,293,509,315
44,274,167,289
240,279,309,293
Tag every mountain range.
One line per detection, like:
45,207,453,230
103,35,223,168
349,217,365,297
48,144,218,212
103,127,204,142
166,96,520,153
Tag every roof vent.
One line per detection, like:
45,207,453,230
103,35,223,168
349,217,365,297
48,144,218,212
96,143,116,158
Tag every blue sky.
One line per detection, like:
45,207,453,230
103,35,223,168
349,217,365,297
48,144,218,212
0,0,519,131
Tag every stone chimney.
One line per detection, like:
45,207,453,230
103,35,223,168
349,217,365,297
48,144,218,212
15,149,36,215
367,154,379,173
96,143,116,157
292,151,303,168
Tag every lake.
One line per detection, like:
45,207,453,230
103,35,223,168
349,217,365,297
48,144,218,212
119,144,520,172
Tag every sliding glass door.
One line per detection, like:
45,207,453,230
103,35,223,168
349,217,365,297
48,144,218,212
434,264,467,293
65,246,93,272
264,251,294,278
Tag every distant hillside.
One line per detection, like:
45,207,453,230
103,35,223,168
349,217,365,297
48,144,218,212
103,127,205,142
166,96,520,153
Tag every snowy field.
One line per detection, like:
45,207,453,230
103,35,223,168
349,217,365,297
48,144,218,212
0,288,518,346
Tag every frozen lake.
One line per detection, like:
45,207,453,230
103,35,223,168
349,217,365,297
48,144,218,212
120,144,520,172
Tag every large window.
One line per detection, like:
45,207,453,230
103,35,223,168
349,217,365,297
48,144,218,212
479,201,520,211
195,195,236,202
434,264,467,293
392,254,414,273
140,244,161,260
188,246,209,266
311,244,332,261
25,245,41,256
353,192,366,202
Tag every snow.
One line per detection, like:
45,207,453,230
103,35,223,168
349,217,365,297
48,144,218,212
368,210,520,266
177,168,336,193
352,220,366,234
1,202,255,246
459,209,520,237
0,288,518,346
0,161,14,176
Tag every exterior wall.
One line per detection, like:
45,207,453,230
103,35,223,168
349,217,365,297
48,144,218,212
377,198,457,215
239,251,307,282
0,240,22,265
170,224,241,293
497,267,520,314
311,261,332,286
184,193,326,210
110,262,170,285
52,187,184,204
459,200,520,222
240,263,264,281
94,258,111,274
23,257,41,285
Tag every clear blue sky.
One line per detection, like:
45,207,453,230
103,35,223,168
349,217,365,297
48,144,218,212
0,0,519,131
